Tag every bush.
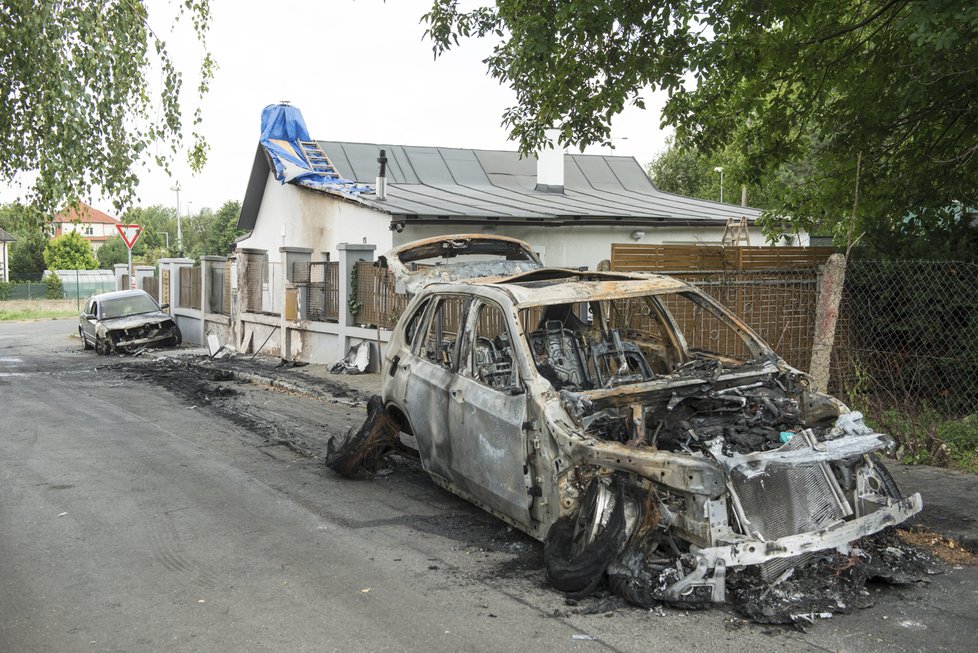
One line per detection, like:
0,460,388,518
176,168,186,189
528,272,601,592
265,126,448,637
44,274,64,299
0,281,10,300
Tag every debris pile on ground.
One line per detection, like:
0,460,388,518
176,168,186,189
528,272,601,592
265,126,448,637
326,395,400,477
897,528,978,566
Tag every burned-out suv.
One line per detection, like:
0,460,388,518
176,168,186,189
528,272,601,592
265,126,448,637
338,234,922,607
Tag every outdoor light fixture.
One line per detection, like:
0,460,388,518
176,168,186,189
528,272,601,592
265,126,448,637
631,230,645,241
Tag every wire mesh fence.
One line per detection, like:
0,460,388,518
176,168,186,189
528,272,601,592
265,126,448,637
831,260,978,415
830,260,978,468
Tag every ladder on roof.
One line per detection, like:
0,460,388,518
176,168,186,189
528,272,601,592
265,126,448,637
722,216,751,246
298,140,341,178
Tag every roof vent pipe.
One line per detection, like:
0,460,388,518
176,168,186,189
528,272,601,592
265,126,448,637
535,129,565,193
376,149,388,201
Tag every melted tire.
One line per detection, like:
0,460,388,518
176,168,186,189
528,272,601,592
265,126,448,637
544,479,627,599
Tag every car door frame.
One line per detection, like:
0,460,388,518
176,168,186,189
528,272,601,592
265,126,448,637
446,297,532,528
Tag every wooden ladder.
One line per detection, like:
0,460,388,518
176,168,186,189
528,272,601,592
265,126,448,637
298,140,341,178
722,216,751,246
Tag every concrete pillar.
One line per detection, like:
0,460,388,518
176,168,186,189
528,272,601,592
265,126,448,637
337,243,377,362
279,246,313,283
113,264,127,290
337,243,376,327
809,253,847,392
236,248,267,314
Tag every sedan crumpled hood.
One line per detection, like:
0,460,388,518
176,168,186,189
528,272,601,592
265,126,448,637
101,312,173,330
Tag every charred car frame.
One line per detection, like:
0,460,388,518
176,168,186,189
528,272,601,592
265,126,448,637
79,289,182,356
335,235,922,606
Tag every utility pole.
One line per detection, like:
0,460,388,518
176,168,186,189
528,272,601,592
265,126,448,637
170,181,183,256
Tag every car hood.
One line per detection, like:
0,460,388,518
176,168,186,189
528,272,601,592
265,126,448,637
380,234,542,294
100,312,174,329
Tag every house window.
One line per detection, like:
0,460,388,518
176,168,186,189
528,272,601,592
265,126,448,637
84,226,94,236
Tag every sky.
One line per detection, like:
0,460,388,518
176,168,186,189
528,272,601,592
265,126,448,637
7,0,673,217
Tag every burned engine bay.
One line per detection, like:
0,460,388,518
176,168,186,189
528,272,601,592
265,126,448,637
520,299,924,621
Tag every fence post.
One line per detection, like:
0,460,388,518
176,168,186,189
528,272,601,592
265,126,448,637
809,253,847,392
113,264,128,291
337,243,376,361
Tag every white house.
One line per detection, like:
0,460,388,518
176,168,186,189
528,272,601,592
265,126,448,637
51,203,120,252
236,104,797,269
0,226,14,282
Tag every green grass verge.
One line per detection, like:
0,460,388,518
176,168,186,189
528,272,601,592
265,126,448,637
0,300,80,321
867,409,978,474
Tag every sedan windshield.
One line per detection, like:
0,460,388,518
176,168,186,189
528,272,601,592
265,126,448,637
101,295,160,319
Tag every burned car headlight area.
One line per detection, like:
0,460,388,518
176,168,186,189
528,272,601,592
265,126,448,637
102,319,181,353
329,236,924,624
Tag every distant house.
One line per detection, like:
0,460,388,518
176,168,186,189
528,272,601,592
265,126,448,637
51,203,120,252
237,104,792,269
0,226,14,282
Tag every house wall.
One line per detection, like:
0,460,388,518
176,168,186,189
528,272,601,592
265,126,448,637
235,175,392,263
395,224,805,269
240,176,809,271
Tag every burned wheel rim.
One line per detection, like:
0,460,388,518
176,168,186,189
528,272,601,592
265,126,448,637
95,336,111,356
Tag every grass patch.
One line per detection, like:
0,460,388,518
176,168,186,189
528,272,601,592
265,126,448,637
0,299,80,321
867,408,978,473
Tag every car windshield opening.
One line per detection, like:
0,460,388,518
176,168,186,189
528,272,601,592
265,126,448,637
518,290,765,391
101,295,160,319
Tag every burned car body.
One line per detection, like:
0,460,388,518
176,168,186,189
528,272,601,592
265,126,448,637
348,235,922,605
79,289,182,356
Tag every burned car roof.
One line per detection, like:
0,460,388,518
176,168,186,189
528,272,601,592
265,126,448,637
380,233,543,293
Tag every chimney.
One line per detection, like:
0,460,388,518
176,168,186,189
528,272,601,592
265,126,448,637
535,129,565,193
376,149,388,201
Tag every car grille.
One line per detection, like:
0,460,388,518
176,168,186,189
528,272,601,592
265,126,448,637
730,432,849,581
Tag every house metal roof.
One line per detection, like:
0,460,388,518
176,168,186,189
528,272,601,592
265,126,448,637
238,141,762,231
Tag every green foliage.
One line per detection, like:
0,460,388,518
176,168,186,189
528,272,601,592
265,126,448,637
43,232,98,270
0,281,10,301
424,1,978,251
121,205,177,256
97,236,132,269
207,201,245,256
8,231,48,278
0,1,213,212
44,274,64,299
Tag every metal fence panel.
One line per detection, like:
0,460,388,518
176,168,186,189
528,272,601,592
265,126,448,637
354,261,410,329
262,261,282,315
207,265,224,314
178,266,201,310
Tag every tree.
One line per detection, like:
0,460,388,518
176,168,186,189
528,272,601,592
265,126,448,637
96,236,132,269
120,205,177,254
9,231,48,279
43,232,98,270
0,1,214,212
206,200,244,256
423,1,978,250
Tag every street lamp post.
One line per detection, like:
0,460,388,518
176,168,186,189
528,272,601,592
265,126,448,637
170,181,183,256
714,166,724,203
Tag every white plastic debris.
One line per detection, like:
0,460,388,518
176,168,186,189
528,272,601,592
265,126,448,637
330,340,371,374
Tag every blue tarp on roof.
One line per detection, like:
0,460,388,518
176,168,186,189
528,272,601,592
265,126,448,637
259,104,372,195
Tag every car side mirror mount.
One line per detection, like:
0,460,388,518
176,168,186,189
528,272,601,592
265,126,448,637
159,303,170,311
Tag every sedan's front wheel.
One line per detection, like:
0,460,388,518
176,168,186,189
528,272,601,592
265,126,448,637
95,335,112,356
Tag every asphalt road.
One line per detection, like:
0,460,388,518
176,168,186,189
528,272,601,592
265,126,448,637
1,319,976,652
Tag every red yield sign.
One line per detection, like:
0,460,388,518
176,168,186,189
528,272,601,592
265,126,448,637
116,223,142,250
